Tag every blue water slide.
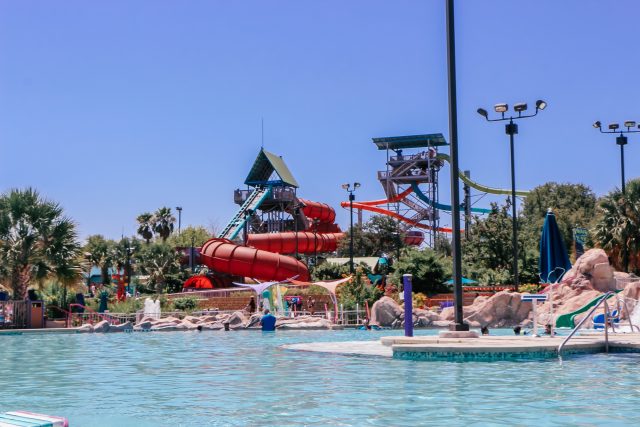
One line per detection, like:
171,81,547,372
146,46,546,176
410,183,492,214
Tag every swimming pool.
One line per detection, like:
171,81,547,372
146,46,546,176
1,329,639,426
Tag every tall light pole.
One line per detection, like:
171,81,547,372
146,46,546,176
477,100,547,292
176,206,183,234
342,182,360,273
445,0,467,331
593,120,638,195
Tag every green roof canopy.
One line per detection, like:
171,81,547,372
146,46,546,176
372,133,448,150
244,149,299,188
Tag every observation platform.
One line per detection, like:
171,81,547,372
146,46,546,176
282,333,640,361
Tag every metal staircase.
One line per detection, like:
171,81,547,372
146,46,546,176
219,186,272,240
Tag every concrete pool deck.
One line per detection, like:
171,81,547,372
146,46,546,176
282,332,640,361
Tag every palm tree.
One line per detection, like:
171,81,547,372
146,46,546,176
0,188,82,300
136,243,181,293
83,235,114,285
153,207,175,242
593,179,640,273
136,213,154,244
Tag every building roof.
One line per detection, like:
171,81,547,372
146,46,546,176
244,149,299,188
372,134,448,150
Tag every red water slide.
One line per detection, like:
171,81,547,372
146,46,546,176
245,198,342,255
199,238,310,282
404,230,425,246
341,201,454,233
298,198,336,223
246,232,344,254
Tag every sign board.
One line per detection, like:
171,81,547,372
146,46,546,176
574,227,588,259
521,294,548,302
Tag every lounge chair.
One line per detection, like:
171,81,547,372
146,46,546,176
593,309,619,330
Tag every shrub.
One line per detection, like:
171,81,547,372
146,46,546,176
172,297,198,312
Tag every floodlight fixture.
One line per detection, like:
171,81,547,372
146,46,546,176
593,121,601,129
494,103,508,113
341,184,349,190
624,121,636,129
354,182,361,188
514,103,528,113
535,100,547,111
608,123,620,131
477,108,488,118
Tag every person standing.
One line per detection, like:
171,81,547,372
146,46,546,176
247,296,256,314
260,309,276,331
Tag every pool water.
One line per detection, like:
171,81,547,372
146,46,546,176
1,329,640,426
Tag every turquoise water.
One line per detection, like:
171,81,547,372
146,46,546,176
1,329,640,426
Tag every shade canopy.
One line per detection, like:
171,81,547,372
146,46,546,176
539,210,571,283
233,280,285,295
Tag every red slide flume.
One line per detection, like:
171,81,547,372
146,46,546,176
199,238,310,282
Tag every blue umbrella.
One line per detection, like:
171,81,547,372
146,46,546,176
539,209,571,283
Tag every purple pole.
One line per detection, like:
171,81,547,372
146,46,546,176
403,274,413,337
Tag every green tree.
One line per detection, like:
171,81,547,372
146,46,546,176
592,179,640,273
337,215,406,258
462,202,539,285
337,267,383,309
391,247,448,294
152,207,176,242
520,182,596,258
166,225,212,247
0,188,82,299
83,235,114,285
136,213,154,244
135,242,181,293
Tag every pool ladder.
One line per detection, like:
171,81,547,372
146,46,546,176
558,291,640,359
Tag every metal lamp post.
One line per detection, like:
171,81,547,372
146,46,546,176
477,100,547,292
342,182,361,273
593,120,639,194
126,245,134,296
176,206,183,234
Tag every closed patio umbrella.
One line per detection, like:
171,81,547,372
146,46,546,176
539,209,571,332
539,209,571,283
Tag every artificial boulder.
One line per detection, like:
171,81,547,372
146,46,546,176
93,320,110,333
226,311,247,329
371,296,403,326
562,249,616,292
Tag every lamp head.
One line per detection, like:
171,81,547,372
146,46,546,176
514,103,528,113
624,121,636,129
477,108,488,118
608,123,620,131
341,184,350,190
593,121,601,129
494,103,508,113
535,100,547,111
176,206,182,211
354,182,361,189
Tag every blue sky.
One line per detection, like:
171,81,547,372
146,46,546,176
1,1,638,240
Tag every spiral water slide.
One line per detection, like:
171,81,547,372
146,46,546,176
199,198,341,282
199,238,311,282
246,198,344,254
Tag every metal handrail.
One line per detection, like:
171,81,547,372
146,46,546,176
558,291,614,358
614,295,640,332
